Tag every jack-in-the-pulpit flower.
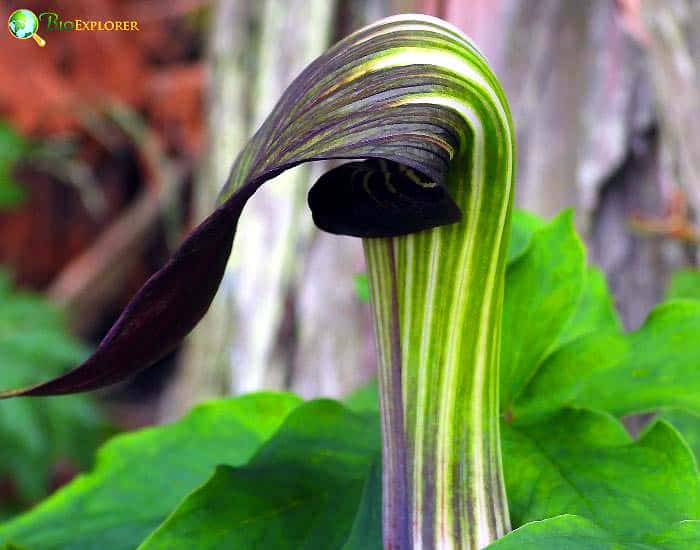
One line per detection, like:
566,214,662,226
2,15,515,549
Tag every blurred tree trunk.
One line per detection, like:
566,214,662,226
640,0,700,226
289,0,393,399
161,0,336,417
162,0,382,418
417,0,698,329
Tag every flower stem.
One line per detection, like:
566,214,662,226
365,149,513,548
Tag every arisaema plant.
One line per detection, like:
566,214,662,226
1,15,514,549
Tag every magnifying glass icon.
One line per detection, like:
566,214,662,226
8,9,47,47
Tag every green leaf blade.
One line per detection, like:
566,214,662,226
662,409,700,462
503,410,700,538
0,393,302,550
139,400,380,550
501,210,586,411
506,209,544,264
646,520,700,549
557,266,622,346
486,515,628,550
487,516,700,549
342,457,383,550
512,331,628,423
528,301,700,417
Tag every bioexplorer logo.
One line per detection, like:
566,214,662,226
8,9,45,47
8,8,141,47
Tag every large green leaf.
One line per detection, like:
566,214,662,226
0,393,301,550
502,409,700,537
646,520,700,548
342,458,382,550
5,387,699,549
556,266,621,346
511,331,628,423
486,515,627,549
344,379,379,415
508,265,622,423
661,409,700,462
587,301,700,415
486,515,700,549
341,385,700,544
506,209,544,263
514,301,700,418
139,400,381,549
500,210,586,410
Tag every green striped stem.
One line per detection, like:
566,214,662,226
366,151,513,548
352,21,515,549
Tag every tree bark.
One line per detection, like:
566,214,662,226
417,0,697,329
162,0,341,418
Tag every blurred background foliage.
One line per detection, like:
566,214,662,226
0,270,109,516
0,123,28,208
0,0,698,522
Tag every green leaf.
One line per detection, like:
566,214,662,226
609,301,700,414
486,515,700,549
0,393,301,550
511,331,628,423
661,409,700,462
486,515,626,549
501,210,586,410
507,209,544,263
343,457,382,550
140,400,381,549
501,214,622,423
646,520,700,548
557,266,621,346
519,301,700,417
344,379,379,415
666,270,700,301
502,410,700,538
303,390,700,545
